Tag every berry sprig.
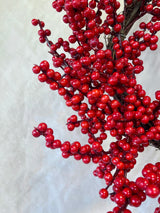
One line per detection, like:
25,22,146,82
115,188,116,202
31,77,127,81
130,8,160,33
31,0,160,212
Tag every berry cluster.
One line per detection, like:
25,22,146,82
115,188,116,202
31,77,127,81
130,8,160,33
31,0,160,212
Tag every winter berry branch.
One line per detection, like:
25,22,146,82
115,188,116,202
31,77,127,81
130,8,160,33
31,0,160,212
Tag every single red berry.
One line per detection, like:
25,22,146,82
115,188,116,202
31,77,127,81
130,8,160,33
32,19,38,26
32,128,41,137
50,82,59,90
61,141,70,152
32,65,41,74
146,4,153,12
92,142,102,152
82,155,91,164
53,140,61,148
116,14,124,23
40,21,45,27
154,207,160,213
114,192,126,206
47,69,55,78
38,29,45,37
74,153,82,160
39,36,46,43
146,185,160,198
53,139,61,148
67,123,75,131
99,188,108,199
45,134,54,143
122,187,132,198
81,120,89,129
62,152,70,158
38,123,47,132
155,91,160,101
38,73,47,82
105,5,114,14
129,195,141,207
45,29,51,36
136,177,149,190
45,128,54,135
40,60,49,71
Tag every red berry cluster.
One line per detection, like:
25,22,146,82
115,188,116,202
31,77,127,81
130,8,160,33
31,0,160,212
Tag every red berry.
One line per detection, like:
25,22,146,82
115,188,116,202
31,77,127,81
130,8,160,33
32,19,38,26
61,141,70,152
81,120,89,129
32,65,41,74
67,123,75,131
99,188,108,199
38,123,47,132
38,29,45,37
45,134,54,143
62,152,70,158
39,36,46,43
38,73,47,82
45,29,51,36
146,185,160,198
116,15,124,23
50,82,59,90
32,128,41,137
45,128,54,135
146,4,153,12
40,60,49,71
114,192,126,206
129,195,141,207
136,177,149,190
122,187,132,198
155,91,160,101
53,140,62,148
82,155,91,164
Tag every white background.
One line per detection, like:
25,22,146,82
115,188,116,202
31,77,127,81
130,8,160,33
0,0,160,212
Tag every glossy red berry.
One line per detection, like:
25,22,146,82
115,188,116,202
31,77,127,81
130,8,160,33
155,91,160,101
129,195,141,207
45,134,54,143
40,60,49,71
82,155,91,164
99,188,108,199
146,185,160,198
53,140,61,148
32,128,41,137
38,123,47,132
114,193,126,206
32,19,38,26
32,65,41,74
38,73,47,82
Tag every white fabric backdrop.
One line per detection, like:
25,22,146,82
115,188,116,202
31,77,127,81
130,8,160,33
0,0,160,212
